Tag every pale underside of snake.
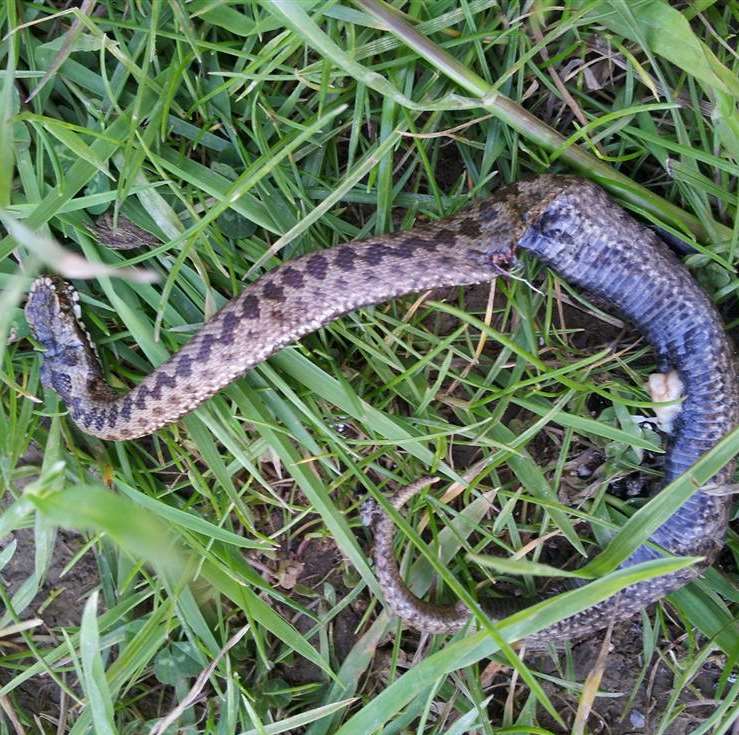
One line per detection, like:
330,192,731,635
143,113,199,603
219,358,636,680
25,175,737,646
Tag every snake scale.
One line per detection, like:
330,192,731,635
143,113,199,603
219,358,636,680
25,175,737,645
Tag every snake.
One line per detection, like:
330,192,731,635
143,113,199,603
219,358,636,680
24,175,737,645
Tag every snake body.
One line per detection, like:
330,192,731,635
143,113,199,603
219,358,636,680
25,175,737,644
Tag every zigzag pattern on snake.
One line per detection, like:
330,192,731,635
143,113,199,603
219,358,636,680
24,175,737,645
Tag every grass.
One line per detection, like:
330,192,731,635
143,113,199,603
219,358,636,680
1,1,738,732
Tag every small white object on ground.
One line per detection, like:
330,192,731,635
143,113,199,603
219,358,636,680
647,370,684,433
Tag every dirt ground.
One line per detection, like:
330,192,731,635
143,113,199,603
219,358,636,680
0,523,100,723
534,626,727,734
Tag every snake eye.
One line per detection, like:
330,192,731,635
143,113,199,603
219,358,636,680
536,208,565,239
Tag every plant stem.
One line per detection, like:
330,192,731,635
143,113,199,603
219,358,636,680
354,0,729,245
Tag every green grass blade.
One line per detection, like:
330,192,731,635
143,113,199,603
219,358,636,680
583,425,739,576
80,591,117,735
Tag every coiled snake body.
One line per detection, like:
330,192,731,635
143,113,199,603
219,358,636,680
25,175,737,645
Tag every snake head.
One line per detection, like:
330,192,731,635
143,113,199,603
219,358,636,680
25,276,102,400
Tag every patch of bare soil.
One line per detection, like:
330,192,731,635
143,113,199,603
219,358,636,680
0,523,99,726
270,536,363,685
532,622,725,734
0,445,100,727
